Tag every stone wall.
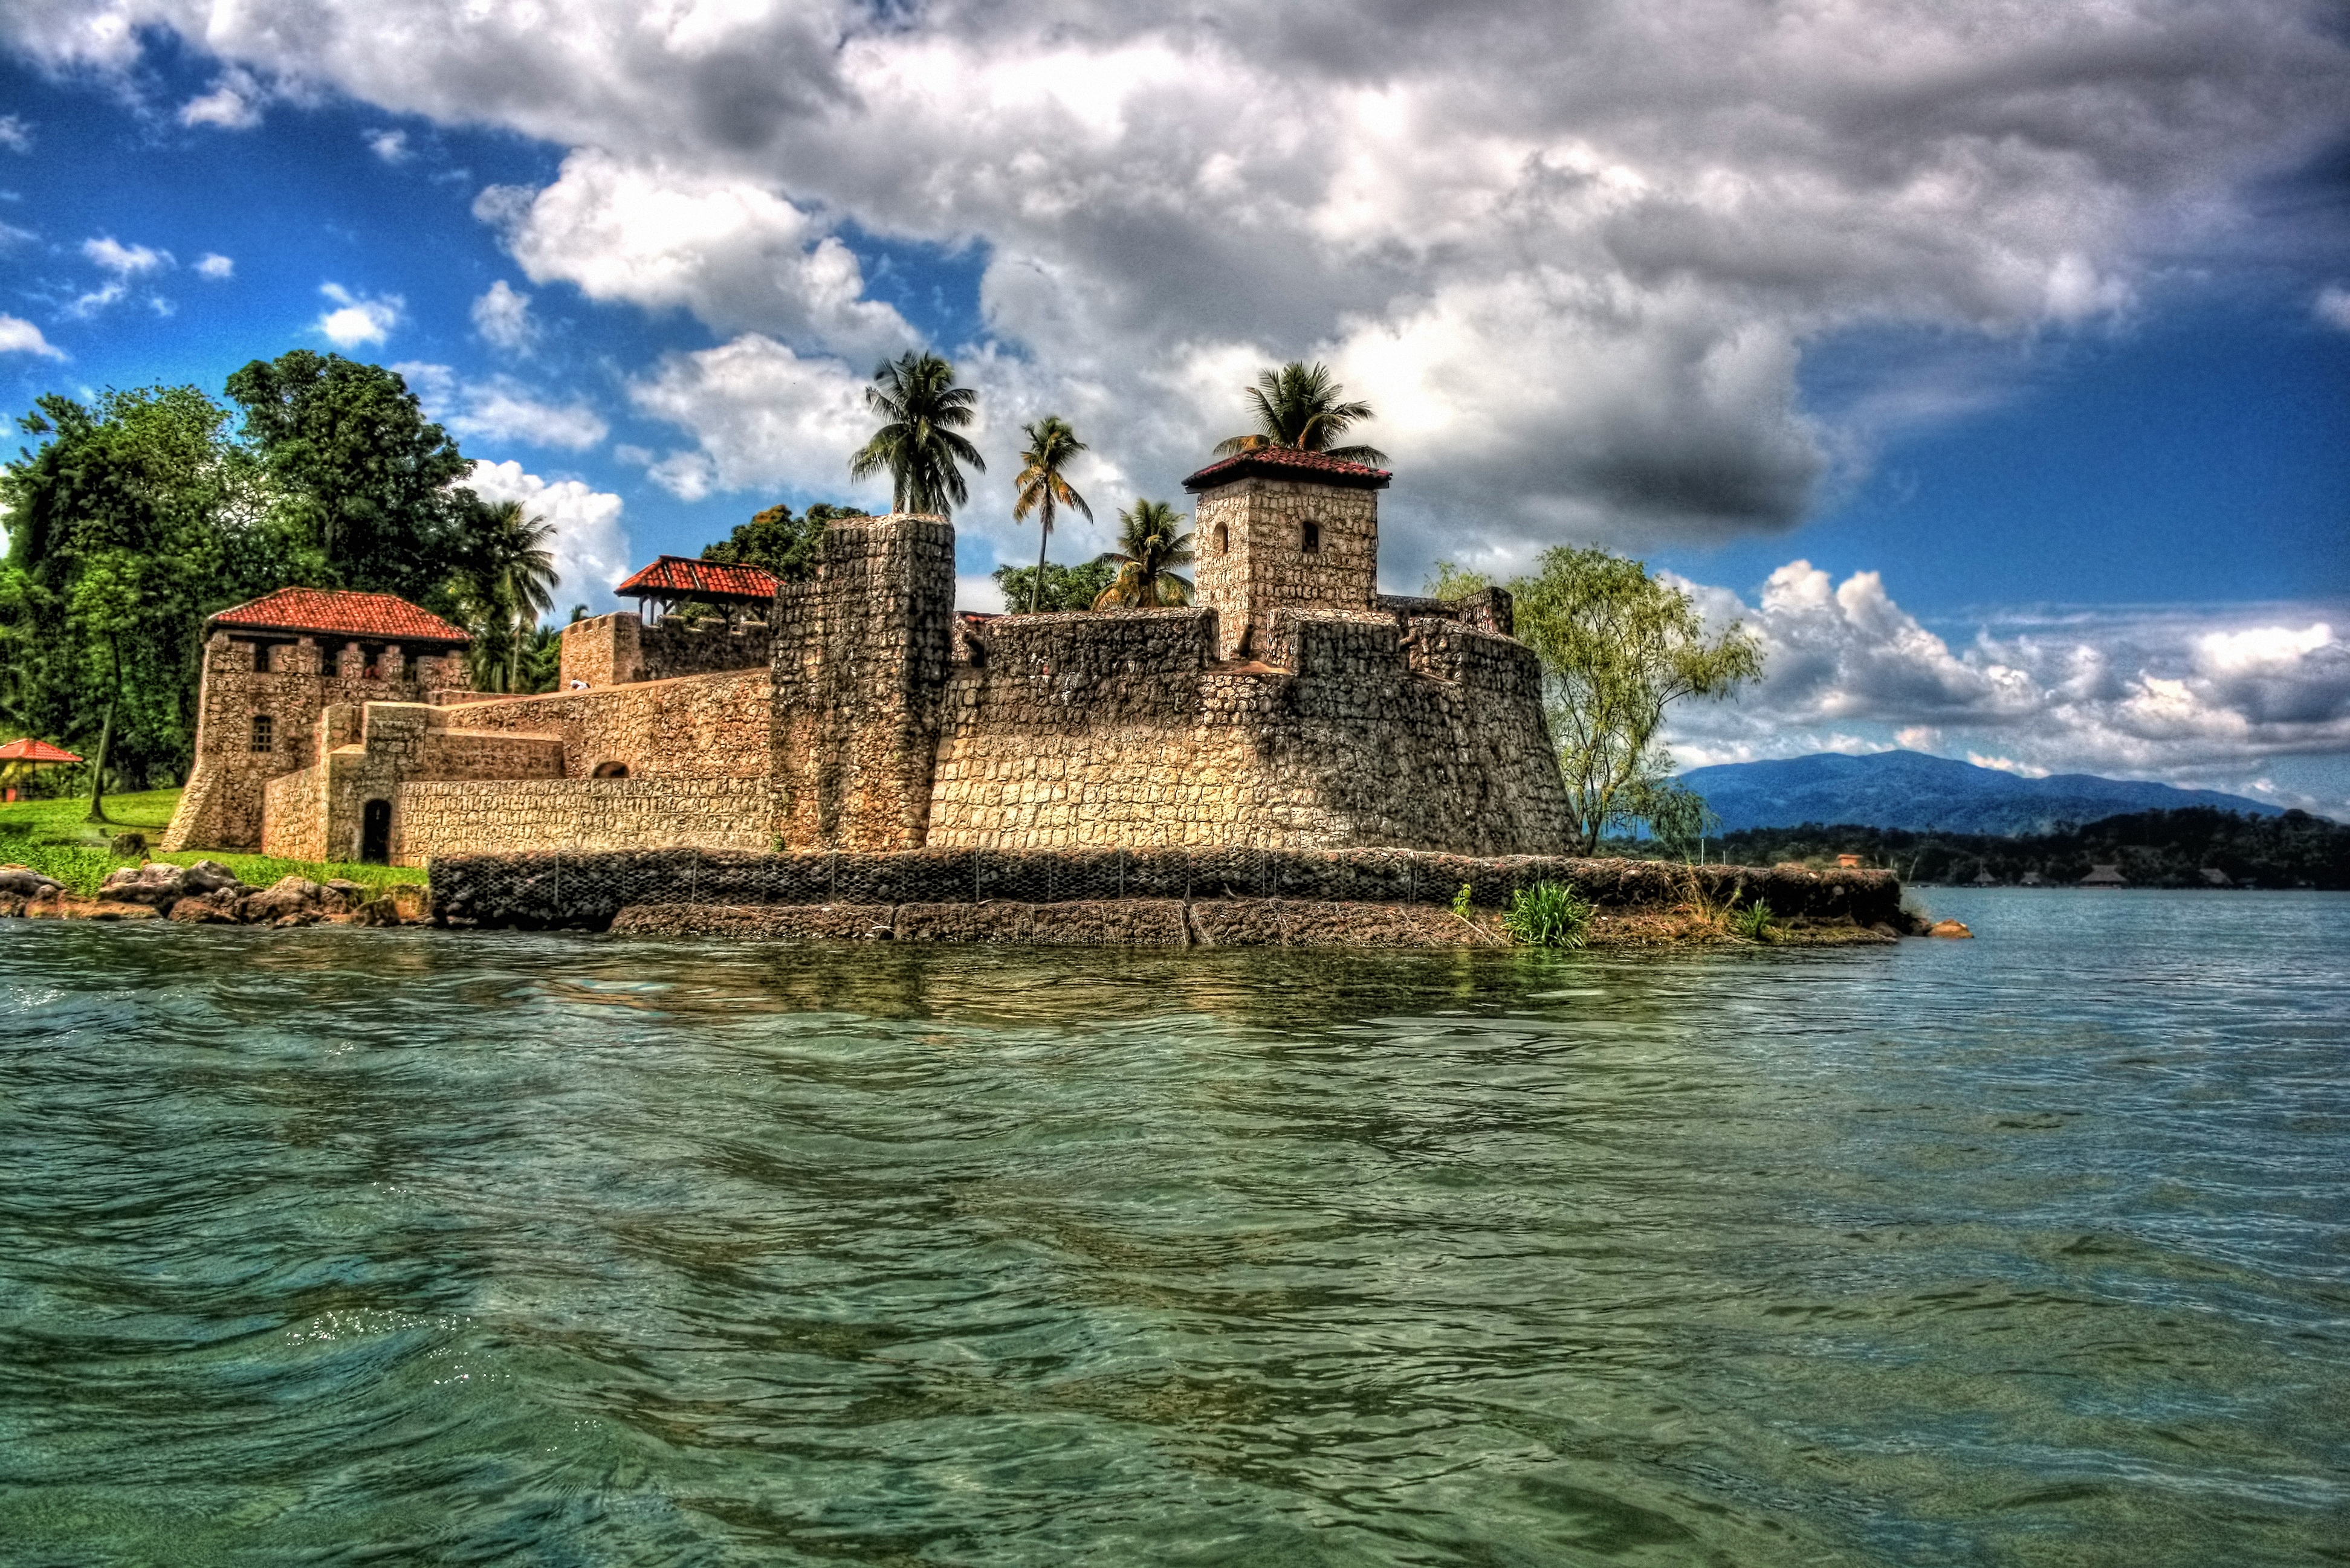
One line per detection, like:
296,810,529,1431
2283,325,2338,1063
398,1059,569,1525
261,701,569,862
397,777,775,862
429,845,1905,931
772,515,957,851
923,604,1574,854
1192,477,1381,661
560,611,771,689
432,669,772,781
163,632,469,853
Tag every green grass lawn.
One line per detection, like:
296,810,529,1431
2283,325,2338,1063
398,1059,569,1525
0,789,430,898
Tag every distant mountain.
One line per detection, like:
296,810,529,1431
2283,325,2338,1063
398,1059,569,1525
1676,750,2289,836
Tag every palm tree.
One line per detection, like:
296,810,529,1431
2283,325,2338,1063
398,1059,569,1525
453,498,559,692
1093,499,1196,610
847,351,985,517
1213,361,1388,465
1011,415,1093,614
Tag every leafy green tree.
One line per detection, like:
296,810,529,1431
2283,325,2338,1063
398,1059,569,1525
223,350,474,605
847,352,984,518
701,501,870,582
448,498,559,693
1214,361,1388,465
1093,500,1196,608
991,559,1116,613
1010,416,1093,614
1506,547,1762,853
1621,777,1721,862
0,387,270,810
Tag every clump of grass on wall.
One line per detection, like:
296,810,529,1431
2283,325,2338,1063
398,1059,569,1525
1502,880,1594,948
1727,899,1776,941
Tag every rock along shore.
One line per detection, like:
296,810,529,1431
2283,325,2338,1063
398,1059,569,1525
0,860,429,928
433,847,1932,947
1,848,1957,947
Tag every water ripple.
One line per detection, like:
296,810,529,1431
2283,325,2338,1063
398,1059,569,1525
0,892,2343,1565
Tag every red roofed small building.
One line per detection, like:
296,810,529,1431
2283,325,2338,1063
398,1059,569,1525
161,589,475,854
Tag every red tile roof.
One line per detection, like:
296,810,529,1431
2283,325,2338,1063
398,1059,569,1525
0,738,82,764
617,555,782,602
210,588,470,645
1182,447,1393,492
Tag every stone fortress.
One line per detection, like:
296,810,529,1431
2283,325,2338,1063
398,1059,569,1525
163,449,1578,866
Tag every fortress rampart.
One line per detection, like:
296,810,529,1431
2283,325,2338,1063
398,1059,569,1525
165,453,1582,866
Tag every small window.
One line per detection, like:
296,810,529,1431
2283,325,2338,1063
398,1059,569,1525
592,761,630,779
1301,521,1321,554
1214,523,1229,555
250,714,274,753
250,641,271,674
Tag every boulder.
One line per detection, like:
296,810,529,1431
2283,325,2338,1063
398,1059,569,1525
346,897,404,926
167,893,244,924
1927,918,1975,939
0,863,63,899
96,859,248,910
321,879,368,914
242,876,327,924
389,883,429,921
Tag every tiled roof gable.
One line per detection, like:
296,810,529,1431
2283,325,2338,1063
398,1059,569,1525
210,587,470,644
617,555,782,601
1181,447,1393,492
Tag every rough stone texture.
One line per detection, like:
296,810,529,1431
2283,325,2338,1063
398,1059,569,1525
561,611,770,689
925,604,1572,854
772,515,958,851
163,632,469,852
432,846,1904,933
608,903,896,938
1192,476,1380,662
398,777,774,861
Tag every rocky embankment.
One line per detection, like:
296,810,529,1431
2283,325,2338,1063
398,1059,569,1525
0,860,429,926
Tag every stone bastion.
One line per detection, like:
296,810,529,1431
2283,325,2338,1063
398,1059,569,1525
165,451,1588,869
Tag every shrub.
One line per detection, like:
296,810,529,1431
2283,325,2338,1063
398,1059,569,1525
1728,899,1775,941
1502,880,1594,947
1451,882,1474,920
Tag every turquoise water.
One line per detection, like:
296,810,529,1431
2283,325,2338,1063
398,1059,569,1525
1,890,2344,1566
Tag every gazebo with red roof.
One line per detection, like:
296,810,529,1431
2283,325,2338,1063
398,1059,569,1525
615,556,782,625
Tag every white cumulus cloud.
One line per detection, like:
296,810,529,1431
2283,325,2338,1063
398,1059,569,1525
2315,285,2350,333
470,279,535,352
0,114,30,153
366,128,408,163
627,334,886,505
0,0,2341,569
178,70,264,130
464,459,632,609
195,252,233,280
475,149,914,357
1665,564,2350,793
316,282,401,347
395,361,608,453
0,314,66,359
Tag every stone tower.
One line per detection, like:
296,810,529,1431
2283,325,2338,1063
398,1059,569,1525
1182,447,1392,662
770,514,959,850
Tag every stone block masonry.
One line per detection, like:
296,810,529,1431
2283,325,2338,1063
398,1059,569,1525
431,845,1904,932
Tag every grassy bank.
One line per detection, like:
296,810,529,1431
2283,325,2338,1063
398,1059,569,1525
0,790,429,898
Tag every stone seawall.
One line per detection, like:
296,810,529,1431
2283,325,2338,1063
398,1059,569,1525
430,846,1903,935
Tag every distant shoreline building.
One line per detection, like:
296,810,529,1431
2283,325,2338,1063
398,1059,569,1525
163,456,1575,865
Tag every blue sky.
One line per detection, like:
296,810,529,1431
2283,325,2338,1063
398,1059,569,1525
2,2,2346,811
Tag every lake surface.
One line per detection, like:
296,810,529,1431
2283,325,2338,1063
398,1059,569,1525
2,890,2344,1566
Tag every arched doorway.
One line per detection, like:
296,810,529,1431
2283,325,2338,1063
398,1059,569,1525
360,799,392,864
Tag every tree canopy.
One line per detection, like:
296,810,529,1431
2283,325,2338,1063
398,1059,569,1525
223,350,473,607
847,352,984,517
702,501,871,582
1214,362,1388,466
1093,500,1194,609
1011,416,1093,613
1434,548,1762,853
